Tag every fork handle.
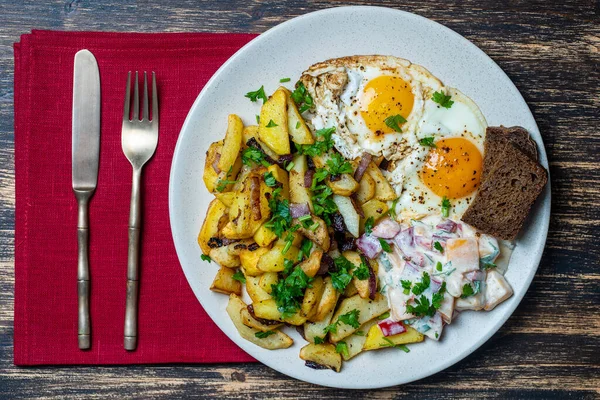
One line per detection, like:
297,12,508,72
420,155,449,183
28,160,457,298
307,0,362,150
75,190,92,350
124,168,142,350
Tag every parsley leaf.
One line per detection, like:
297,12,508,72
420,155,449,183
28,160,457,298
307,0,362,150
481,261,497,270
313,336,325,344
297,127,335,157
338,309,361,329
432,282,446,309
200,254,212,263
384,114,407,132
379,238,392,253
441,196,451,218
329,256,355,291
280,77,291,83
245,86,268,103
323,321,339,335
326,153,353,176
436,261,443,271
290,82,313,113
263,171,278,187
420,137,437,147
364,216,375,234
411,272,430,296
265,119,278,128
242,147,271,167
298,239,313,261
355,330,365,336
232,270,246,284
270,266,312,319
265,193,292,238
434,241,444,253
311,167,338,225
335,341,349,358
216,179,237,192
432,91,454,109
255,330,276,338
461,283,476,298
401,279,412,295
283,259,295,276
353,257,370,280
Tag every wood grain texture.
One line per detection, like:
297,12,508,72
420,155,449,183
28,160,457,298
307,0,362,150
1,0,599,398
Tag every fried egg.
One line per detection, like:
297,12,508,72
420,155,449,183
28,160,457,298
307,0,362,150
299,56,442,160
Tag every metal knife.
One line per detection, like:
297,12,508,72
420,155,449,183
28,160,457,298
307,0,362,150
72,49,101,350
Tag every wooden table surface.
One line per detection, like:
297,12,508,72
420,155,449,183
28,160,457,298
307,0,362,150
1,1,598,398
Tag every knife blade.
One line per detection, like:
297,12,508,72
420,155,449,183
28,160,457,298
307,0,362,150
72,49,100,350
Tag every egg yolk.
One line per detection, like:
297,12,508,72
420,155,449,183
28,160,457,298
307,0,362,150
360,75,414,137
420,138,482,199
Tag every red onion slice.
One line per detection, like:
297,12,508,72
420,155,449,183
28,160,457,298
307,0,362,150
378,319,407,337
356,234,382,259
304,169,314,188
290,203,310,218
354,152,372,181
436,219,458,233
212,152,222,174
371,218,401,239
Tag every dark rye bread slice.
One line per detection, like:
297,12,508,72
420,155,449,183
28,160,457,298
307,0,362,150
462,141,548,241
482,126,538,179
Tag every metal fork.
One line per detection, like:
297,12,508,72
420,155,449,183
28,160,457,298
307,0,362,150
122,71,159,351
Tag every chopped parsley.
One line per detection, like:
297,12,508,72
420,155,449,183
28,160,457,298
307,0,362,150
461,282,478,298
432,91,454,109
285,161,295,171
434,241,444,253
215,179,237,192
401,279,412,295
265,191,292,238
255,330,276,338
265,119,278,128
364,216,375,234
329,256,355,291
280,77,291,83
441,196,451,218
384,114,407,132
297,127,335,157
335,341,349,358
313,336,325,344
377,311,390,320
326,153,353,176
379,238,392,253
353,257,370,280
381,337,410,352
270,266,312,319
295,121,301,129
232,270,246,284
283,259,295,276
436,261,443,272
406,282,446,318
200,254,212,263
245,85,268,103
419,137,437,148
256,115,260,124
298,239,313,261
411,272,431,296
481,261,497,270
263,171,278,187
311,168,338,225
290,82,313,113
324,309,361,334
242,147,271,167
386,197,400,219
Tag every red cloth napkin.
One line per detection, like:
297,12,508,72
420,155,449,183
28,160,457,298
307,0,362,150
14,30,259,365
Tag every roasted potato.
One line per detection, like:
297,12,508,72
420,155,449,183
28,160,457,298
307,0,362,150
333,195,360,237
218,114,244,173
299,343,342,373
203,141,223,193
328,174,359,196
329,294,389,342
355,172,376,204
366,162,396,201
289,154,314,212
210,266,242,295
253,223,278,247
252,299,307,325
360,199,389,232
258,272,278,294
340,319,377,360
257,241,300,272
239,246,270,276
343,280,359,298
310,277,340,322
267,164,290,200
198,199,228,255
258,88,290,155
362,323,424,351
223,174,269,239
245,275,271,303
240,307,283,332
226,294,292,350
301,276,326,319
209,246,241,269
297,216,330,251
214,191,236,207
304,306,336,344
242,125,280,161
282,87,314,145
298,248,323,277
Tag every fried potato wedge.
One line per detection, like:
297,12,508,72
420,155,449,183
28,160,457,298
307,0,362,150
210,267,242,295
209,246,241,269
310,277,340,322
258,88,290,155
218,114,243,173
362,323,424,351
355,172,376,204
340,319,377,361
342,251,369,299
301,276,325,319
257,242,300,272
242,125,280,161
328,174,359,196
253,223,278,247
304,306,336,344
281,87,314,145
203,141,223,193
289,154,314,212
297,216,330,251
258,272,278,294
252,299,307,325
267,164,290,200
343,280,358,298
298,248,323,278
245,275,271,303
198,199,228,255
360,199,389,233
366,162,396,201
333,195,360,238
214,191,236,208
329,294,389,342
240,307,283,332
239,247,270,276
299,343,342,373
226,294,292,350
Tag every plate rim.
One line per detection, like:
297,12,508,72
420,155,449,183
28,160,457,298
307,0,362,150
169,5,551,389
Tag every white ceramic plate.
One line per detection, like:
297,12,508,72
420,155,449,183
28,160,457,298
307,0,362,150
169,6,550,388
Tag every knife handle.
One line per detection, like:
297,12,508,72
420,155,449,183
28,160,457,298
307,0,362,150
124,168,142,350
75,190,92,350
